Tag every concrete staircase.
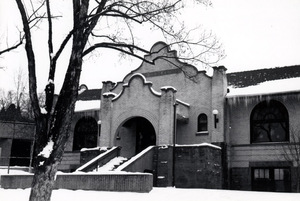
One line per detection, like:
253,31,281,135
76,146,121,172
94,156,128,172
58,152,81,172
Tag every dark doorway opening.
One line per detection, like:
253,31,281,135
10,139,32,166
120,117,156,156
73,117,98,151
135,117,156,154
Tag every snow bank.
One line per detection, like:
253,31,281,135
0,168,32,175
1,187,300,201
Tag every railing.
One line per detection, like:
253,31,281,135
76,146,120,172
0,156,33,174
116,146,155,172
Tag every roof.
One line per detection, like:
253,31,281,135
77,65,300,101
227,65,300,88
227,65,300,97
78,89,102,101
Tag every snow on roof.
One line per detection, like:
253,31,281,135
176,99,190,107
161,86,177,92
75,100,100,112
77,89,101,101
227,77,300,97
176,143,221,150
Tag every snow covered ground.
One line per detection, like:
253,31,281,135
1,187,300,201
1,169,300,201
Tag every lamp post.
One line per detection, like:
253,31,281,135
172,102,178,187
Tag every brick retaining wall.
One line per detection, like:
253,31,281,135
1,173,153,192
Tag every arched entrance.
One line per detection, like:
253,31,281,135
116,117,156,158
73,117,98,151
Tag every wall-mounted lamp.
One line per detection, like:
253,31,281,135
212,109,219,128
97,120,101,137
116,132,121,140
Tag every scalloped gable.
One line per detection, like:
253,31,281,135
122,41,206,84
145,41,177,62
112,73,161,102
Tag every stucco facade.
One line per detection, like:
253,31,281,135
227,92,300,192
99,42,227,158
68,43,300,191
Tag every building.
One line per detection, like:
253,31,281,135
226,66,300,192
1,42,300,192
0,104,35,167
64,42,300,191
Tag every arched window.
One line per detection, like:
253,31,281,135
73,117,98,151
198,113,208,132
251,100,289,143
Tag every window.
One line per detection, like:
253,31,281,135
250,100,289,143
254,168,270,179
252,167,291,192
197,113,208,132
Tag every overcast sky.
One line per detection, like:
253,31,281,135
0,0,300,93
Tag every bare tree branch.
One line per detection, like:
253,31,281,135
0,40,23,55
45,0,53,55
15,0,40,119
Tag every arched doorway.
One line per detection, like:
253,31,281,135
73,117,98,151
116,117,156,157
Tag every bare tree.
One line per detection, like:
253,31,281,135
13,67,27,109
282,127,300,192
1,0,223,200
0,67,31,119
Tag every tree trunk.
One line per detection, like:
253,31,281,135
28,48,83,201
29,164,58,201
29,106,76,201
28,2,87,200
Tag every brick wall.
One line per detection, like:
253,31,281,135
175,145,223,189
1,173,153,192
154,145,223,189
